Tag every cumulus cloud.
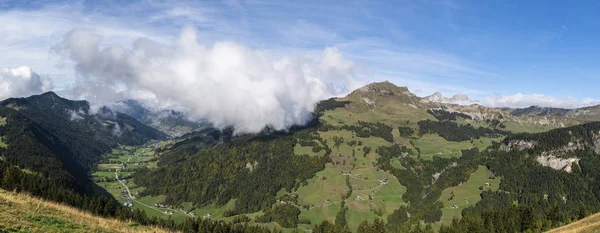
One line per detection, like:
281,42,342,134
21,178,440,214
481,94,600,109
0,66,54,100
56,28,358,134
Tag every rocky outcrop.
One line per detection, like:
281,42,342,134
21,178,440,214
245,161,258,172
520,116,567,127
430,105,504,121
536,155,580,173
500,140,537,152
592,131,600,154
534,137,585,172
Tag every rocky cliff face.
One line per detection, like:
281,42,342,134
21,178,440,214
499,140,537,152
495,126,600,173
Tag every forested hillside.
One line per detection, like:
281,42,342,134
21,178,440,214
439,122,600,233
0,92,165,193
0,92,279,233
135,135,331,215
1,92,167,152
0,93,162,227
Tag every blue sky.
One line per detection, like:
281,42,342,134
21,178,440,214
1,0,600,108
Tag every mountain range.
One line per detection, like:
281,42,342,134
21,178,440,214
3,82,600,233
109,99,206,137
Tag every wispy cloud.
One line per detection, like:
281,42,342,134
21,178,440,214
481,94,600,109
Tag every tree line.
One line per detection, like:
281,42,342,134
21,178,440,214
427,109,472,121
314,98,350,115
418,119,510,142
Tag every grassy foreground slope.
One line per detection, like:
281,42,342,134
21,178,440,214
546,212,600,233
0,189,169,233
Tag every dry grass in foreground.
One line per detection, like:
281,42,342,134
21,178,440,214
546,213,600,233
0,188,172,233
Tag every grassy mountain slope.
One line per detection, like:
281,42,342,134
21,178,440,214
0,188,169,233
546,212,600,233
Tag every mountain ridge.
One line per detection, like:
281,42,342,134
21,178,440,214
110,99,205,137
0,92,166,194
341,82,600,132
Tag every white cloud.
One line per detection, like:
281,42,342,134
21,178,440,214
0,1,501,97
57,28,359,134
0,3,176,88
0,66,53,100
481,94,600,109
2,0,597,115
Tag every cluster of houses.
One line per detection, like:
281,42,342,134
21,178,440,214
279,200,291,205
123,199,133,208
155,202,169,208
121,189,129,199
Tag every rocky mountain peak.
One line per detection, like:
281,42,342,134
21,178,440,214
451,93,469,101
425,92,475,105
426,92,444,102
355,81,414,97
